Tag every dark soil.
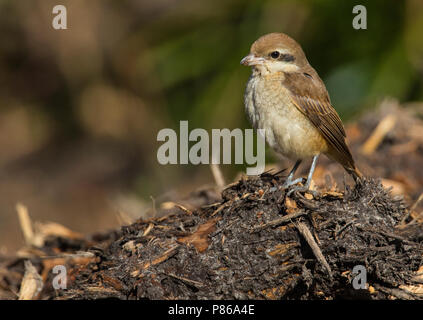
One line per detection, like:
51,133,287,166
1,102,422,300
2,174,422,300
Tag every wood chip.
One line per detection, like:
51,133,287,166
321,191,343,198
285,197,298,214
122,240,136,254
178,219,218,252
304,192,314,200
19,261,43,300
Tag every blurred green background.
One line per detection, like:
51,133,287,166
0,0,422,252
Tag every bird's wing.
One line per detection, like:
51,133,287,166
282,71,355,170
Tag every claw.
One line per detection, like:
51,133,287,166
282,177,304,189
287,185,319,198
287,185,306,197
282,155,320,196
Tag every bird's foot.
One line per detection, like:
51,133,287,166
286,184,319,198
282,177,304,189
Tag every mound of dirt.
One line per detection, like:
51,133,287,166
1,101,423,300
1,174,422,300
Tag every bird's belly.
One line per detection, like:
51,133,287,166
245,77,327,160
269,112,326,160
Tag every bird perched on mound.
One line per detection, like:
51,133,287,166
241,32,362,193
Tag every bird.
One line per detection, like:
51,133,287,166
241,32,362,194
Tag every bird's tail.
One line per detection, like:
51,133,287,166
344,166,363,182
325,148,363,183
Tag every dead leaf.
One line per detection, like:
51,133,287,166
285,197,298,214
178,219,218,252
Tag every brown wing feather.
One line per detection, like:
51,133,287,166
282,71,357,173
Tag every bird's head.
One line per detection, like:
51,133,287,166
241,33,308,75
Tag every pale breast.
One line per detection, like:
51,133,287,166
244,74,328,160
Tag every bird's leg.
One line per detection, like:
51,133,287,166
303,154,319,189
287,155,319,196
282,160,303,188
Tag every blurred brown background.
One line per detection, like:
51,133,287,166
0,0,422,253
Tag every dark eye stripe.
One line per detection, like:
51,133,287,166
280,54,295,62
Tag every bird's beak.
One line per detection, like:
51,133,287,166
240,54,265,66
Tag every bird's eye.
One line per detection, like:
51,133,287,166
270,51,280,59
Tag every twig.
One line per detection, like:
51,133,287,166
373,284,419,300
16,203,35,246
402,192,423,225
16,203,44,247
251,210,306,233
210,163,225,188
39,251,95,260
377,230,416,244
143,223,154,236
295,221,333,278
357,225,416,244
296,197,319,209
141,245,180,272
410,192,423,213
150,196,157,218
211,218,238,238
361,113,396,155
174,204,193,215
166,273,204,288
211,199,235,217
335,220,356,238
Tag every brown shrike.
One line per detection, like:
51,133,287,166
241,33,362,193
